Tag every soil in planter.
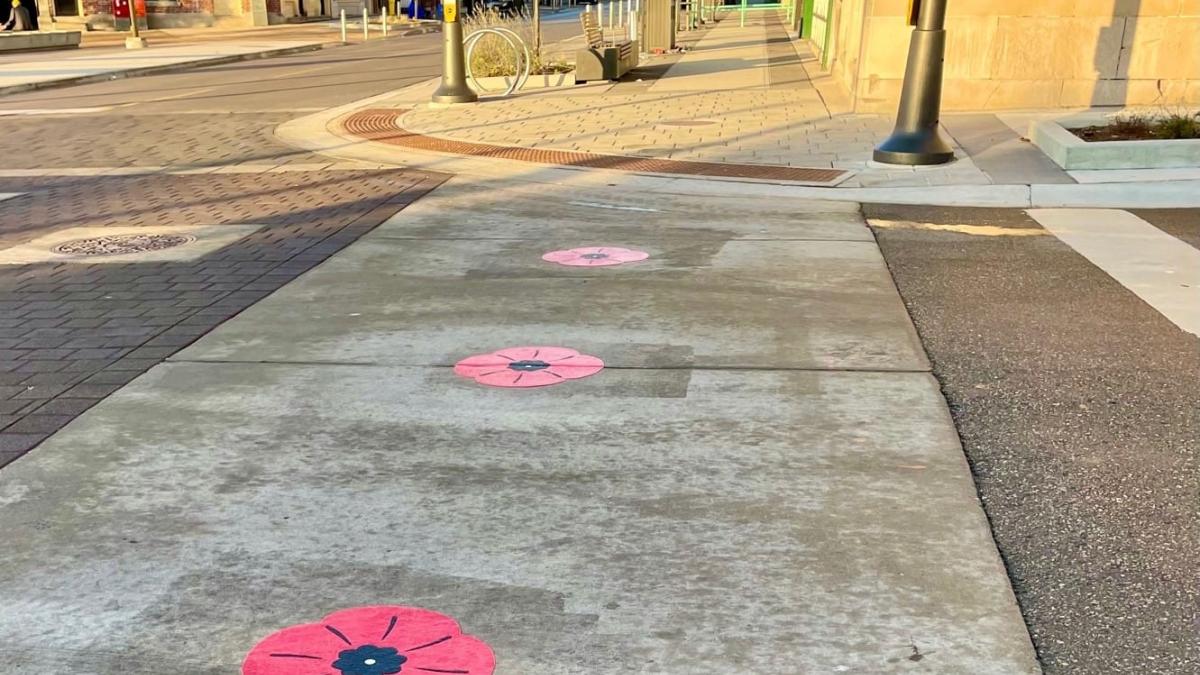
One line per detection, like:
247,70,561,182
1071,113,1200,142
1072,125,1158,142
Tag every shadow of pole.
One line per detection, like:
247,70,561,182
1093,0,1136,109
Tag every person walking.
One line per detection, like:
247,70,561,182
1,0,32,30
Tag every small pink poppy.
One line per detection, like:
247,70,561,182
542,246,649,267
454,346,604,388
242,605,495,675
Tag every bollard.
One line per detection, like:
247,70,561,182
340,9,347,43
873,0,954,164
431,0,478,103
363,4,370,40
382,7,388,36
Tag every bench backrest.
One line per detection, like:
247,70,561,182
580,10,605,49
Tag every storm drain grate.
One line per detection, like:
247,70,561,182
341,109,851,186
52,233,197,257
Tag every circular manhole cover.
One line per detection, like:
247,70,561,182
52,233,196,257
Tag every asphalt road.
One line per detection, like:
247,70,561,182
866,205,1200,675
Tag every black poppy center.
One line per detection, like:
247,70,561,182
580,252,609,260
332,645,407,675
508,359,551,371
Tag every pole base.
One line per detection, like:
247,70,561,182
430,87,478,104
873,129,955,166
125,37,148,49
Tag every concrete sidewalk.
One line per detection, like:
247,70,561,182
0,170,1039,672
396,12,994,188
307,10,1198,202
0,39,332,95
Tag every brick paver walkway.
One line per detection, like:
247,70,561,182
0,169,445,466
344,108,850,185
389,13,991,188
0,113,322,170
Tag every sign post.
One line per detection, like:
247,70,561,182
431,0,477,103
873,0,953,165
114,0,148,48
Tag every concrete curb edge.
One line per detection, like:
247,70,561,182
0,42,328,99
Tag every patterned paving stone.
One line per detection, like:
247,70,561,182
0,169,447,468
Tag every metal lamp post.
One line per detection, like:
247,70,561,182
431,0,478,104
873,0,953,165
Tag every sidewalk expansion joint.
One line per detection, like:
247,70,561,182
340,108,851,187
165,358,931,374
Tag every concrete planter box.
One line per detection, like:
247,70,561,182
1031,115,1200,170
472,71,575,93
0,30,81,52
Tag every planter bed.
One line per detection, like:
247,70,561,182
1031,114,1200,170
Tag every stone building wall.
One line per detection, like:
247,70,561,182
819,0,1200,111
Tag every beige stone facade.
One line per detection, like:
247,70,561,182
815,0,1200,111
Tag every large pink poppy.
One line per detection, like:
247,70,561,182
243,605,495,675
542,246,649,267
454,346,604,388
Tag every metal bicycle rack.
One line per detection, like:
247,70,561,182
464,27,532,97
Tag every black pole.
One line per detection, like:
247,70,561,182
873,0,954,165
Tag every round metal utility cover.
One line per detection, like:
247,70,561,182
52,233,196,257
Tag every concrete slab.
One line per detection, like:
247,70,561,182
0,361,1037,674
173,181,926,371
651,17,769,92
942,113,1075,185
358,179,868,241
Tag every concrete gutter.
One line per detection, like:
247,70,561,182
0,42,327,98
275,82,1200,209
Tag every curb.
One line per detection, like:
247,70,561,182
0,42,327,99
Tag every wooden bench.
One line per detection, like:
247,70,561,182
574,10,637,83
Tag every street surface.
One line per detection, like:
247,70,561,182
867,205,1200,674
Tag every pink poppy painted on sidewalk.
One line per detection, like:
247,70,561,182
454,346,604,388
243,605,495,675
542,246,650,267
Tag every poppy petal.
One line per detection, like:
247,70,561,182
609,248,650,263
405,633,497,673
321,605,464,649
474,368,541,388
511,369,567,387
520,346,579,362
541,249,584,263
242,622,349,675
244,607,495,675
545,355,604,380
453,354,510,378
